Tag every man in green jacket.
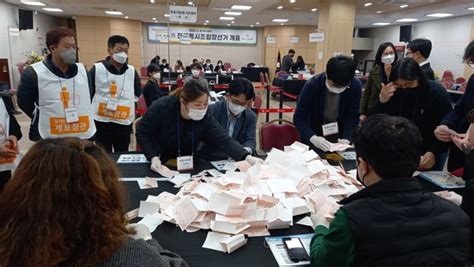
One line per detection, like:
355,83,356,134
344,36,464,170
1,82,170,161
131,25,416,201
310,114,471,267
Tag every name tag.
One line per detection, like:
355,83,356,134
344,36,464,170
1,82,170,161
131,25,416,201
64,107,79,123
322,122,339,137
177,155,194,171
107,98,119,111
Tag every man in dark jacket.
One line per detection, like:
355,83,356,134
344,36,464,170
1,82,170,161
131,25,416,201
310,114,471,267
281,49,295,73
294,55,361,152
198,78,256,160
407,38,435,80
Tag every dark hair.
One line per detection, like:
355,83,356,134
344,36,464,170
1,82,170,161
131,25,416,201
463,41,474,63
297,56,304,63
353,114,423,179
0,138,132,266
389,57,428,90
191,62,202,70
171,79,210,101
147,64,159,77
107,35,130,49
192,58,198,63
162,59,167,63
375,42,398,66
288,49,295,54
326,55,356,87
229,77,255,100
407,38,432,59
206,59,211,62
217,60,223,65
46,27,75,51
177,60,183,66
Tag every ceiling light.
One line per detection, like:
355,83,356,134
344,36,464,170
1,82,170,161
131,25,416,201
280,23,285,25
277,6,283,9
164,13,170,17
231,5,252,10
290,0,296,3
376,10,382,13
256,22,260,25
42,7,63,12
311,8,318,12
150,0,155,3
231,21,235,24
227,23,231,26
364,2,372,7
272,19,288,23
152,17,156,20
188,1,193,5
105,10,123,15
250,25,254,27
400,4,408,8
21,1,46,6
372,22,390,26
224,11,242,15
179,22,183,24
219,16,235,20
205,20,209,23
125,16,129,19
468,7,474,10
396,18,418,22
426,13,453,18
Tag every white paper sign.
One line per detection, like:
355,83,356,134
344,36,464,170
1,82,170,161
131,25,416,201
266,36,277,44
309,32,325,43
170,5,197,23
290,36,299,43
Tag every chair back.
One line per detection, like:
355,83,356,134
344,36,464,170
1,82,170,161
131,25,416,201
259,119,300,151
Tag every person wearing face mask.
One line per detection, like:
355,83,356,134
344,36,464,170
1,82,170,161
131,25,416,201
406,38,435,81
293,55,361,153
89,35,142,153
18,27,96,141
198,78,256,160
160,59,169,72
142,64,164,108
174,60,185,73
281,49,296,73
203,59,214,72
214,60,224,73
435,41,474,176
370,58,452,171
136,79,262,173
360,42,398,121
184,63,208,90
309,114,471,267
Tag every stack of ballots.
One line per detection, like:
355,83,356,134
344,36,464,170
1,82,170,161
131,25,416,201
135,141,363,253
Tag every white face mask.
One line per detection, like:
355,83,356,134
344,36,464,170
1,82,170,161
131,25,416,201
470,63,474,69
152,73,161,80
187,106,207,121
381,54,395,65
228,100,246,116
191,69,201,76
325,80,347,94
112,52,128,64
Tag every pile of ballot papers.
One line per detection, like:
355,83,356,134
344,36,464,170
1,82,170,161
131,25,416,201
135,142,363,253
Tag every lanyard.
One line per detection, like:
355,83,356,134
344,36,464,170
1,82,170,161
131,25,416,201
106,70,126,100
57,77,76,107
176,110,195,157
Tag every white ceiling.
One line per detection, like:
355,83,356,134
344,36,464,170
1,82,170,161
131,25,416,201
5,0,474,28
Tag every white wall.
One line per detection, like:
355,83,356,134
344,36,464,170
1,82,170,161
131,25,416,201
141,25,264,69
0,2,60,87
363,15,473,78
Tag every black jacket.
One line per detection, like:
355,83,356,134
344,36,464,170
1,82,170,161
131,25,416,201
136,95,250,162
370,80,452,156
341,178,471,267
2,97,21,141
421,62,435,81
17,55,93,141
462,151,474,256
142,80,164,108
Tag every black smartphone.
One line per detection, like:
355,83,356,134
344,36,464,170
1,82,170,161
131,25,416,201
282,237,309,263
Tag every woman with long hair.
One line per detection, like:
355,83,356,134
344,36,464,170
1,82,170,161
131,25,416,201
0,138,188,266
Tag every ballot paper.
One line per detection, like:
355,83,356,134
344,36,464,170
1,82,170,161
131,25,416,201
125,208,139,220
234,160,251,172
328,143,353,152
117,154,148,164
220,234,247,253
137,213,164,233
302,150,319,162
211,160,235,171
202,232,247,253
136,177,159,189
169,173,191,187
174,197,200,231
157,165,179,178
296,216,314,228
223,162,237,172
265,234,313,266
265,203,293,230
138,201,160,218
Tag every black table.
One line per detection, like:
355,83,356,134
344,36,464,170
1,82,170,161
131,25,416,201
241,67,269,82
112,153,447,267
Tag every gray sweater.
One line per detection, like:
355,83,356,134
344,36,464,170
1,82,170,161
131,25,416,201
100,238,189,267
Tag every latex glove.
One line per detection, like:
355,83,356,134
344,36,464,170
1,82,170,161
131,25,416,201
310,212,330,228
337,139,350,145
245,155,264,165
419,151,436,170
434,191,462,206
150,156,162,173
452,135,471,152
359,115,367,122
244,147,253,154
434,125,455,143
379,82,397,103
127,223,152,240
310,135,332,152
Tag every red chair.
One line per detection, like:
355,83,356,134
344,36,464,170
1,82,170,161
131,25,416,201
223,62,232,72
455,77,466,84
136,95,147,116
259,119,300,151
140,66,148,79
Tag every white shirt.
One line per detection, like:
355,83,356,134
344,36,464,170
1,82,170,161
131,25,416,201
419,60,429,67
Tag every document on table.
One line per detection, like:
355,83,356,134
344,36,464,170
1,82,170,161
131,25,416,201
117,154,148,164
136,177,159,189
169,173,191,187
210,159,236,171
136,213,164,233
265,234,313,266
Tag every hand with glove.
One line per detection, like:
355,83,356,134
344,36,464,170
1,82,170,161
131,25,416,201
150,156,162,173
127,223,153,240
310,135,333,152
245,154,264,165
337,138,350,145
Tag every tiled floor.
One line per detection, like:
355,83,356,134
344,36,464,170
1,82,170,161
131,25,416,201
15,91,297,153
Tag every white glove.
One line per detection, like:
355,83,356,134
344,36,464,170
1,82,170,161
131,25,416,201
127,223,153,240
310,135,332,152
244,147,253,154
337,139,350,145
150,156,162,173
310,212,330,228
245,155,264,165
434,191,463,206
